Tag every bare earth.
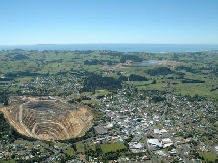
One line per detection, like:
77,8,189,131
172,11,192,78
0,96,93,141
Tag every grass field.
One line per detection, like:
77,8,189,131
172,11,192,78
95,90,111,96
14,139,26,144
82,100,101,105
64,147,75,156
1,159,16,163
76,143,85,153
100,142,126,153
199,152,218,162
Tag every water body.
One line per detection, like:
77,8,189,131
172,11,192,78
130,60,165,66
0,44,218,52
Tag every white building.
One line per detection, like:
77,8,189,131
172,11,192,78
147,139,163,149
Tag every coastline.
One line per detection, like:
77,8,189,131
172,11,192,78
0,44,218,52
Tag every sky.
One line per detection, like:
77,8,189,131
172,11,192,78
0,0,218,45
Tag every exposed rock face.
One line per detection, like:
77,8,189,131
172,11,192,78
1,96,93,141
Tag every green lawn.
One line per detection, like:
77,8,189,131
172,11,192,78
95,90,111,96
14,139,27,144
82,100,101,105
100,142,126,153
76,143,85,153
64,147,75,156
39,146,45,153
199,152,218,162
1,158,16,163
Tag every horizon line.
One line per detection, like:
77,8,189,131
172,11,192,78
0,43,218,46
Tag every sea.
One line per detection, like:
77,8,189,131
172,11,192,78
0,44,218,53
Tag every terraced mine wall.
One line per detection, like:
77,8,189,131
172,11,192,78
1,96,93,141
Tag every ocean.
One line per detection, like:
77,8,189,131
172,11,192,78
0,44,218,53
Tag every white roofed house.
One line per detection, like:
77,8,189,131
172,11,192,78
153,128,168,137
154,129,160,135
168,148,177,155
159,129,168,135
161,138,172,144
129,143,144,150
215,146,218,152
153,115,160,122
161,138,173,148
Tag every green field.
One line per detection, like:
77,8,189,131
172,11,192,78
76,143,85,153
1,159,16,163
100,142,126,153
199,152,218,162
64,147,75,156
82,100,101,105
95,90,111,96
1,50,218,100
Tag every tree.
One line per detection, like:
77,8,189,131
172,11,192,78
129,74,148,81
151,79,156,84
4,98,9,106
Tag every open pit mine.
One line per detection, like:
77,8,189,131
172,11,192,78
0,96,93,141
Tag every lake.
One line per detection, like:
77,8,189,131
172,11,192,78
130,60,165,66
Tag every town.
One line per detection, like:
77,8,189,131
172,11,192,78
1,80,218,162
0,49,218,163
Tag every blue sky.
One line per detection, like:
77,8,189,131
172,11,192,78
0,0,218,45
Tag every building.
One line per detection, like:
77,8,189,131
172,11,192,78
147,139,163,149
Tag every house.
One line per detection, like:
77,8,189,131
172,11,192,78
129,143,144,150
161,138,173,148
154,128,168,135
156,150,167,156
163,143,174,148
168,148,177,155
215,146,218,152
161,138,173,144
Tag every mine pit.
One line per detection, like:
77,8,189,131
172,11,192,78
1,96,93,141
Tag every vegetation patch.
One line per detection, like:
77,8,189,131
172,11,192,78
64,147,75,156
120,55,143,63
145,67,174,76
129,74,148,81
84,59,102,65
76,143,85,153
83,74,122,91
199,152,218,162
100,142,126,153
